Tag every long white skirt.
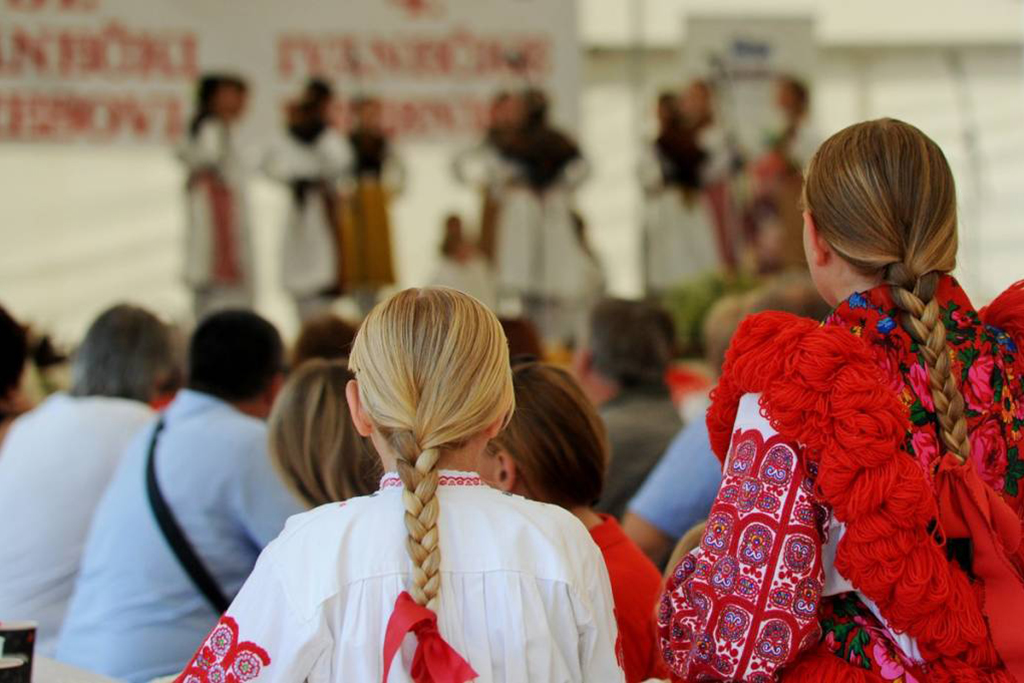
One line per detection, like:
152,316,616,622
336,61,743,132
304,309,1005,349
495,187,593,300
280,193,339,298
644,188,720,292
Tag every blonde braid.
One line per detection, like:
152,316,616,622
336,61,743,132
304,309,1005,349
389,430,442,609
886,265,972,466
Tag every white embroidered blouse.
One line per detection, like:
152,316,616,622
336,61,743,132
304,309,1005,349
177,471,625,683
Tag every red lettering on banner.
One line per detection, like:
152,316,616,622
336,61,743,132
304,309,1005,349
0,90,184,142
0,22,197,80
6,0,99,11
311,95,490,138
275,29,551,80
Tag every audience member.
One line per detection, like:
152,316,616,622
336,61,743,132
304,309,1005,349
0,305,179,654
175,288,623,682
624,274,830,565
483,361,665,683
56,310,303,682
500,316,544,361
290,313,358,368
0,305,29,447
574,297,680,518
267,358,377,506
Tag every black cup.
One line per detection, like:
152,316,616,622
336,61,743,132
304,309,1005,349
0,658,27,683
0,622,34,680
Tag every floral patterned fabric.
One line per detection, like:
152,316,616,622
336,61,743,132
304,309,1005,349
824,275,1024,507
658,410,826,681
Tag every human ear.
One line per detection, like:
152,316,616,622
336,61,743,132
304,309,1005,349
345,380,375,437
493,450,519,493
803,211,831,267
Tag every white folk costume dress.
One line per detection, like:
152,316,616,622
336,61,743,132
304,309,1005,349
176,471,625,683
452,136,508,263
177,118,255,319
658,277,1024,683
262,126,351,321
638,136,721,293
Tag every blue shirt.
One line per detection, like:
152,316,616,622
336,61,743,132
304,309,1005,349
626,417,722,541
56,390,304,682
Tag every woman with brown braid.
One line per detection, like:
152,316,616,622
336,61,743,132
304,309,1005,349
658,119,1024,682
174,288,624,683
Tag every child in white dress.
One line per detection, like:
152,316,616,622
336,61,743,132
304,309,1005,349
175,288,624,683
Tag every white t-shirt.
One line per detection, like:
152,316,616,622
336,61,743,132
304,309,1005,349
0,394,153,654
178,470,625,683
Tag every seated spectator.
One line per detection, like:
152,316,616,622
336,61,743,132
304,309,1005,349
574,298,681,518
56,310,304,682
0,305,29,448
291,313,358,368
174,288,623,682
0,305,179,654
623,274,830,565
500,316,544,361
482,361,665,683
267,358,377,505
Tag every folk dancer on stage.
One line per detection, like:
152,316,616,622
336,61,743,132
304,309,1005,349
451,91,522,263
177,74,254,320
263,79,351,323
495,89,598,344
659,119,1024,682
639,91,722,295
748,76,822,272
342,96,405,316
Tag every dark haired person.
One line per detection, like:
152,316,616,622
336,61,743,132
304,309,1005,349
483,362,665,682
0,304,29,448
0,305,179,655
573,298,681,518
342,95,405,315
494,88,600,343
57,310,302,682
264,78,351,322
639,88,721,294
177,73,255,320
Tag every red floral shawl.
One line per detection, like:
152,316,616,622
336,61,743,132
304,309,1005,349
705,275,1024,682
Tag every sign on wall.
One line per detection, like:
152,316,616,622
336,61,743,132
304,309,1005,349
0,0,580,144
682,14,817,154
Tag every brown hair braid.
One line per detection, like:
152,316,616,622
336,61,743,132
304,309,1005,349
804,119,969,465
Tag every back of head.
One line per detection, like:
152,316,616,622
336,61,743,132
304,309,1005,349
588,298,674,388
71,304,179,403
291,314,358,368
804,118,969,464
492,362,606,509
268,359,375,508
188,310,283,403
0,305,27,401
348,288,514,610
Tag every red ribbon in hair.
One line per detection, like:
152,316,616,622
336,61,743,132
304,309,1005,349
935,454,1024,682
382,591,477,683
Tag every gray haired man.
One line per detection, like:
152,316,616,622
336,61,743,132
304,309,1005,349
0,304,181,655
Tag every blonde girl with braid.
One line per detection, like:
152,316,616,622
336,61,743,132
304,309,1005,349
176,287,625,683
658,119,1024,682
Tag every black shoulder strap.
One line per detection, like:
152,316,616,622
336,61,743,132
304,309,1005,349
145,419,230,614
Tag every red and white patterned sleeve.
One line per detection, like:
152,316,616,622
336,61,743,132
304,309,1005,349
657,397,827,682
175,545,331,683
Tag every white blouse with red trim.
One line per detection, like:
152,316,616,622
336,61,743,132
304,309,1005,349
176,470,624,683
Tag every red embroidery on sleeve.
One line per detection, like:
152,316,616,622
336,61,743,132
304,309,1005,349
176,616,271,683
658,428,824,681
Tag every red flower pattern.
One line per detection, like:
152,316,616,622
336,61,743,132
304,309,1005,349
176,617,270,683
